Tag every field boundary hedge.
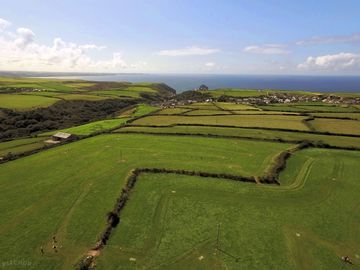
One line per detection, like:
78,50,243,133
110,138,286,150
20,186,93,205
77,163,278,269
114,130,360,151
126,123,360,138
76,141,317,269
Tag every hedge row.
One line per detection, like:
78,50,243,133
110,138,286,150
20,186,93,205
89,167,258,256
302,116,316,132
127,123,360,138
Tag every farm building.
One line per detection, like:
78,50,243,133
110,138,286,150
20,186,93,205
45,132,75,144
52,132,75,141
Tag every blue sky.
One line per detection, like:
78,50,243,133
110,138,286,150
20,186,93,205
0,0,360,74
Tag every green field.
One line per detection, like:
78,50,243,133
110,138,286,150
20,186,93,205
0,94,59,109
0,134,291,269
88,90,141,98
131,115,310,131
0,77,170,110
39,104,157,136
56,118,130,135
258,103,358,113
116,125,360,148
204,89,265,97
215,102,259,111
185,109,232,115
310,112,360,120
156,108,192,115
1,83,360,270
0,137,47,157
310,118,360,135
56,94,110,101
96,148,360,269
131,104,159,117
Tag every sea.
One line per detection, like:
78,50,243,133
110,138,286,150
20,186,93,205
48,74,360,93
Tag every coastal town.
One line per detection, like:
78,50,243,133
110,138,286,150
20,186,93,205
157,85,360,108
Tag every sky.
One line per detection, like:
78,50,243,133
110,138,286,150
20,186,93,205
0,0,360,75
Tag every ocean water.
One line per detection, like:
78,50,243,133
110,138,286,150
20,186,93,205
55,74,360,93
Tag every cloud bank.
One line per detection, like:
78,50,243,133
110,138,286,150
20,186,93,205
0,18,144,72
298,52,360,71
0,18,11,30
157,46,220,56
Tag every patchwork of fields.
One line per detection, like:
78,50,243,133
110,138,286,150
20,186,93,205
0,77,171,110
0,92,360,269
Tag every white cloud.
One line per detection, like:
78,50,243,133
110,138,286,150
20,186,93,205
15,28,35,48
296,33,360,46
0,18,145,72
205,62,215,67
0,18,11,31
243,44,290,55
157,46,220,56
298,52,360,71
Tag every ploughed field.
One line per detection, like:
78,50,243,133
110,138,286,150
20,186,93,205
0,98,360,270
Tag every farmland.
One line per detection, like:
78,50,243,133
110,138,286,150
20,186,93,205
0,82,359,270
131,115,311,131
96,148,360,270
0,77,174,110
0,134,291,269
0,94,59,110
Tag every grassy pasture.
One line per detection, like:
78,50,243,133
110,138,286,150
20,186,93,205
123,86,157,93
87,90,140,98
0,94,59,109
116,125,360,148
204,89,265,97
259,103,358,113
232,110,300,115
311,112,360,120
56,118,130,135
0,77,77,92
131,104,159,117
38,104,156,137
156,108,192,115
185,109,232,115
0,137,47,157
96,148,360,269
56,94,110,101
257,105,308,112
180,103,220,110
0,134,290,269
22,91,64,97
118,103,159,118
131,115,310,131
310,118,360,135
294,104,358,112
215,102,259,111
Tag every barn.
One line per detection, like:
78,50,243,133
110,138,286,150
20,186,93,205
52,132,74,141
45,132,75,144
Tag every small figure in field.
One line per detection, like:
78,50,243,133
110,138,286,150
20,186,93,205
341,256,353,264
40,246,44,255
53,245,57,253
